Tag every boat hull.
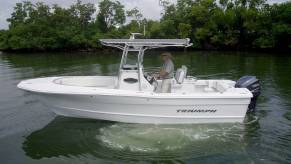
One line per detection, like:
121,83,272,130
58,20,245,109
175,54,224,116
18,76,252,124
36,93,250,124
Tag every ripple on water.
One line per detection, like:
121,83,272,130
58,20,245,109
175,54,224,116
95,122,248,159
22,117,254,161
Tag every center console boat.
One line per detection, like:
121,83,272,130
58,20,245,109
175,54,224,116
17,34,260,124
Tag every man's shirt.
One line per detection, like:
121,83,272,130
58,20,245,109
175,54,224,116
162,59,174,79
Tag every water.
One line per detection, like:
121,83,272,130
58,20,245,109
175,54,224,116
0,51,291,163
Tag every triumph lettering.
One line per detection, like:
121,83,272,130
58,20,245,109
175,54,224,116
177,109,217,113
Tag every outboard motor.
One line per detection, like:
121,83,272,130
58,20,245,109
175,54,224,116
235,76,261,112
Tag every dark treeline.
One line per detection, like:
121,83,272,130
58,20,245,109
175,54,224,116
0,0,290,52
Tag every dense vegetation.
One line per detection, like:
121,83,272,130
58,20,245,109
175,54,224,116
0,0,290,51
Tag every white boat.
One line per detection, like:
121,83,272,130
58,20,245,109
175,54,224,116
17,34,260,124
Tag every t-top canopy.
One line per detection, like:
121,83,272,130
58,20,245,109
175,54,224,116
99,38,192,50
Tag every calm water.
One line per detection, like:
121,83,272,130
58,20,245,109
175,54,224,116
0,51,291,163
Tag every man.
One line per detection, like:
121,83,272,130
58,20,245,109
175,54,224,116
157,52,174,93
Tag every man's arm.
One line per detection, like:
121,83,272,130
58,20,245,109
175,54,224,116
159,69,169,78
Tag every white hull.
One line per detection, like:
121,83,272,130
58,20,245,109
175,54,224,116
17,38,257,124
18,76,252,124
41,94,249,124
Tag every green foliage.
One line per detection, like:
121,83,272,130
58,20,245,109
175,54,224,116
0,30,9,49
127,7,143,23
157,0,290,50
0,0,290,51
97,0,126,32
126,7,144,32
178,23,192,38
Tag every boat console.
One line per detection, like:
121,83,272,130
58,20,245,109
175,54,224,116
100,35,192,93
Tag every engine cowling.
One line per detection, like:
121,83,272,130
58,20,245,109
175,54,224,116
235,76,261,112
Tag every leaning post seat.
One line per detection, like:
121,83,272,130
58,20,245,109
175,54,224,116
175,65,187,84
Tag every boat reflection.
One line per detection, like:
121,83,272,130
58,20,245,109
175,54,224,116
22,116,258,162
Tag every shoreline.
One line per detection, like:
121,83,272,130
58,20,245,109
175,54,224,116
0,47,290,55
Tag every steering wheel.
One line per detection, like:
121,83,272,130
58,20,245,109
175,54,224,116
144,73,157,84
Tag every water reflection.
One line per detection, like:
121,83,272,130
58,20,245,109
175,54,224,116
22,116,258,162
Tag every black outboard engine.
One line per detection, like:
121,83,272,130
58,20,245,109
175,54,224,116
235,76,261,112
